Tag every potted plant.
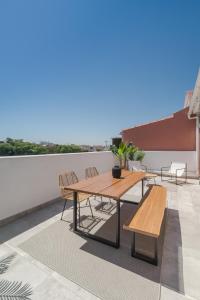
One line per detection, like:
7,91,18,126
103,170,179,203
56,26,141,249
111,142,129,169
128,148,145,171
110,144,122,178
111,143,133,178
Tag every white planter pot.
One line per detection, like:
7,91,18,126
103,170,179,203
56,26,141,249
128,160,141,171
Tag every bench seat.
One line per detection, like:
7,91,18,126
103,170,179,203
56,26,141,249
123,185,167,265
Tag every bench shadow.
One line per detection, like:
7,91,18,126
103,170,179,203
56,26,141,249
79,203,184,292
161,208,184,294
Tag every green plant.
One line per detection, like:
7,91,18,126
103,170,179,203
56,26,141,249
127,146,138,161
111,142,138,168
111,143,126,168
134,150,145,162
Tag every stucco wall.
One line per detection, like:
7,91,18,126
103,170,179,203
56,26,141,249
143,151,197,175
122,107,196,151
0,151,114,221
0,150,197,223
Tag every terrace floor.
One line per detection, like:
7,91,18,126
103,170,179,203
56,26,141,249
0,176,200,300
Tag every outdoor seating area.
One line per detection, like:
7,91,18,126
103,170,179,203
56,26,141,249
1,1,200,299
59,168,166,266
0,168,200,300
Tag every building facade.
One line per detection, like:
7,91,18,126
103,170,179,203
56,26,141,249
121,69,200,176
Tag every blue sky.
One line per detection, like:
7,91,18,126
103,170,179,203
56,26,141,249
0,0,199,145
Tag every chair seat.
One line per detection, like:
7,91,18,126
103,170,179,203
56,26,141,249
63,191,91,202
145,173,158,179
162,171,184,178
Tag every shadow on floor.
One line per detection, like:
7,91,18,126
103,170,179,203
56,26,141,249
78,203,184,291
161,208,184,294
78,203,161,283
0,194,184,295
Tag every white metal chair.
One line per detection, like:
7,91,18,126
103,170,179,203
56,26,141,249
161,162,187,184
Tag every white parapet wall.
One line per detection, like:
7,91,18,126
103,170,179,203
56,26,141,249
0,151,114,222
143,151,197,175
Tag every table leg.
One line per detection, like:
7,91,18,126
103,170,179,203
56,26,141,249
73,193,119,249
116,200,120,248
73,191,78,232
142,179,144,197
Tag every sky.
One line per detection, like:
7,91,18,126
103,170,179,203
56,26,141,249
0,0,200,145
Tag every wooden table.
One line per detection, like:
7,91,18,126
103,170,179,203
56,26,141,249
66,170,145,248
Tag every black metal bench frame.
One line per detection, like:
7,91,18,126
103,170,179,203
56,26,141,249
124,185,166,266
131,232,158,265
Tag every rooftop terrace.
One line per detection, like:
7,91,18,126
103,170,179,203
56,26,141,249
0,152,200,300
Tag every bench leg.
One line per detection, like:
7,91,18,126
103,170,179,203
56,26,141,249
131,233,158,266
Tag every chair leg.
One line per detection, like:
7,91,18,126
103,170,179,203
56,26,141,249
88,199,94,217
61,200,67,220
100,196,103,211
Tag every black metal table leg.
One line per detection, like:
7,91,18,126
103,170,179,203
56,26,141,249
73,191,78,232
142,179,144,197
116,200,120,248
73,191,120,248
73,195,120,248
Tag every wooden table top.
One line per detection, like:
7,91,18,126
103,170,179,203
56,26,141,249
66,170,145,200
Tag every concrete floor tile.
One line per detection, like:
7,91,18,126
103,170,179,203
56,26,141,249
160,286,195,300
2,254,48,289
182,254,200,300
33,277,86,300
1,177,200,300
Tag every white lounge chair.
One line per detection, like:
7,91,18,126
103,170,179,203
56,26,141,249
161,162,187,184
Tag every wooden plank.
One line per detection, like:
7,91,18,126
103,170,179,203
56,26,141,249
66,170,134,197
145,173,157,178
123,185,166,238
101,172,145,199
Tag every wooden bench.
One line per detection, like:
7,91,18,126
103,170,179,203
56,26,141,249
123,185,167,265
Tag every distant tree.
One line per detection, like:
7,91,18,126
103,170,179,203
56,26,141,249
0,138,84,156
0,143,15,156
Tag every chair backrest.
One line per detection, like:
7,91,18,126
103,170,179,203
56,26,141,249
129,161,145,172
59,171,79,198
85,167,99,178
169,162,186,177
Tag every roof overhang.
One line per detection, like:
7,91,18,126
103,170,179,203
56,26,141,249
188,68,200,117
